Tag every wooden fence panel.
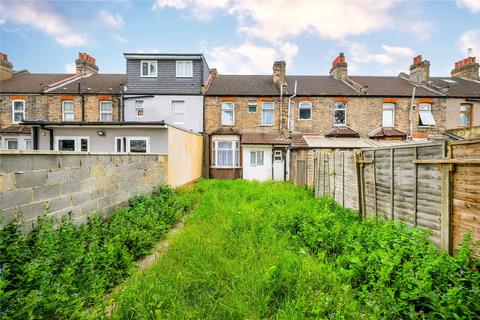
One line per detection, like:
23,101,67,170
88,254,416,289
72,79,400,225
393,147,416,225
343,151,359,211
450,140,480,254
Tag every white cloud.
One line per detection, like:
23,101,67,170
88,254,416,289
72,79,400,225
153,0,428,42
65,63,76,74
456,0,480,12
99,10,124,28
203,41,298,74
345,42,416,75
0,1,87,47
457,28,480,56
113,33,128,43
153,0,229,21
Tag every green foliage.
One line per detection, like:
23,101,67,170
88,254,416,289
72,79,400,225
109,180,480,319
0,185,188,319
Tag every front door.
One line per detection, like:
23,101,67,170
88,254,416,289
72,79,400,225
242,145,272,181
273,149,285,181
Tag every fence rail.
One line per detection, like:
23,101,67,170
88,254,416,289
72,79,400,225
310,139,480,254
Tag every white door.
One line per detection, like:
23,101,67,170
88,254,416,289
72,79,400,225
273,149,285,181
242,145,272,181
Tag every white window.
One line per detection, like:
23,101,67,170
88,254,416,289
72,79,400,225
100,101,113,122
141,60,157,77
261,101,274,125
419,103,436,127
334,102,346,126
55,137,89,152
382,103,395,127
6,139,18,150
274,150,283,161
135,100,144,117
12,100,25,124
115,137,150,153
172,101,185,124
176,60,193,77
298,102,312,120
221,101,235,126
459,104,472,127
250,151,264,167
212,139,240,168
25,139,33,150
62,101,75,121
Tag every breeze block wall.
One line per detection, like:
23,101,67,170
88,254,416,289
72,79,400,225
0,151,167,229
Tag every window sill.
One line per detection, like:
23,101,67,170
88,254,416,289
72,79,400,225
418,125,436,128
176,76,193,78
333,124,347,127
210,166,242,169
221,124,235,127
297,118,312,121
257,124,274,127
140,75,157,78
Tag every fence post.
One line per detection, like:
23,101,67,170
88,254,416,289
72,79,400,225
356,151,365,217
413,147,418,226
373,150,378,217
440,164,453,253
342,152,345,207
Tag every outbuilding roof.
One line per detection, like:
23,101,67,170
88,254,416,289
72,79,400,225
206,75,280,96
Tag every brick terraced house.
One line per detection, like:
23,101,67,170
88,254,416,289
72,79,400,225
0,52,125,151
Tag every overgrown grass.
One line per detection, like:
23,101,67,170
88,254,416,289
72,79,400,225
108,179,480,319
0,185,189,319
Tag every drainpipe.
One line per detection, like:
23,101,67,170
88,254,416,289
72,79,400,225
120,84,125,121
409,86,416,139
287,80,297,132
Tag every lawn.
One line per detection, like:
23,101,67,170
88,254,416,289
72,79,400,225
106,180,480,319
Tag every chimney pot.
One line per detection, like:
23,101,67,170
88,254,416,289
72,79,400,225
0,51,13,80
409,55,430,84
76,52,99,75
451,55,479,79
330,53,348,80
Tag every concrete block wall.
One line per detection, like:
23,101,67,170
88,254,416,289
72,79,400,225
0,151,167,229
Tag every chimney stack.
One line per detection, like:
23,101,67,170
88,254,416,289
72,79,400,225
272,61,286,86
451,56,479,79
409,55,430,84
0,52,13,80
329,52,348,80
76,52,99,75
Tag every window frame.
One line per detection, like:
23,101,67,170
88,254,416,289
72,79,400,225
250,150,265,167
126,137,150,153
54,136,90,152
172,100,185,124
248,100,257,113
298,101,312,120
333,102,347,126
25,139,33,150
211,137,240,168
274,150,283,161
418,103,436,127
12,99,25,124
459,103,472,127
221,101,235,126
176,60,193,78
6,139,18,150
261,101,274,126
135,100,144,118
140,60,158,77
99,101,113,122
62,100,75,122
382,103,395,127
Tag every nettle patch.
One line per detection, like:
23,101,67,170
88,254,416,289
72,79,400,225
0,185,190,319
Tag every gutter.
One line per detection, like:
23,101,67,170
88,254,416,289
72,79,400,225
287,80,297,132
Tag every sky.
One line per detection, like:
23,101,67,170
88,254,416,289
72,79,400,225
0,0,479,77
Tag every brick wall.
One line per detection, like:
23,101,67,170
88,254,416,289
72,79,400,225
290,97,447,137
204,96,282,134
0,152,167,229
0,94,121,129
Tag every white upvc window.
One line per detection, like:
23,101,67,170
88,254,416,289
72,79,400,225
6,139,18,150
55,136,89,152
172,100,185,124
212,137,240,168
135,100,144,117
221,101,235,126
382,103,395,127
248,100,257,113
459,104,472,127
115,136,150,153
176,60,193,77
62,100,75,121
419,103,436,127
12,100,25,124
141,60,157,77
250,150,264,167
25,139,33,150
298,101,312,120
261,101,274,125
334,102,347,126
100,101,113,122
